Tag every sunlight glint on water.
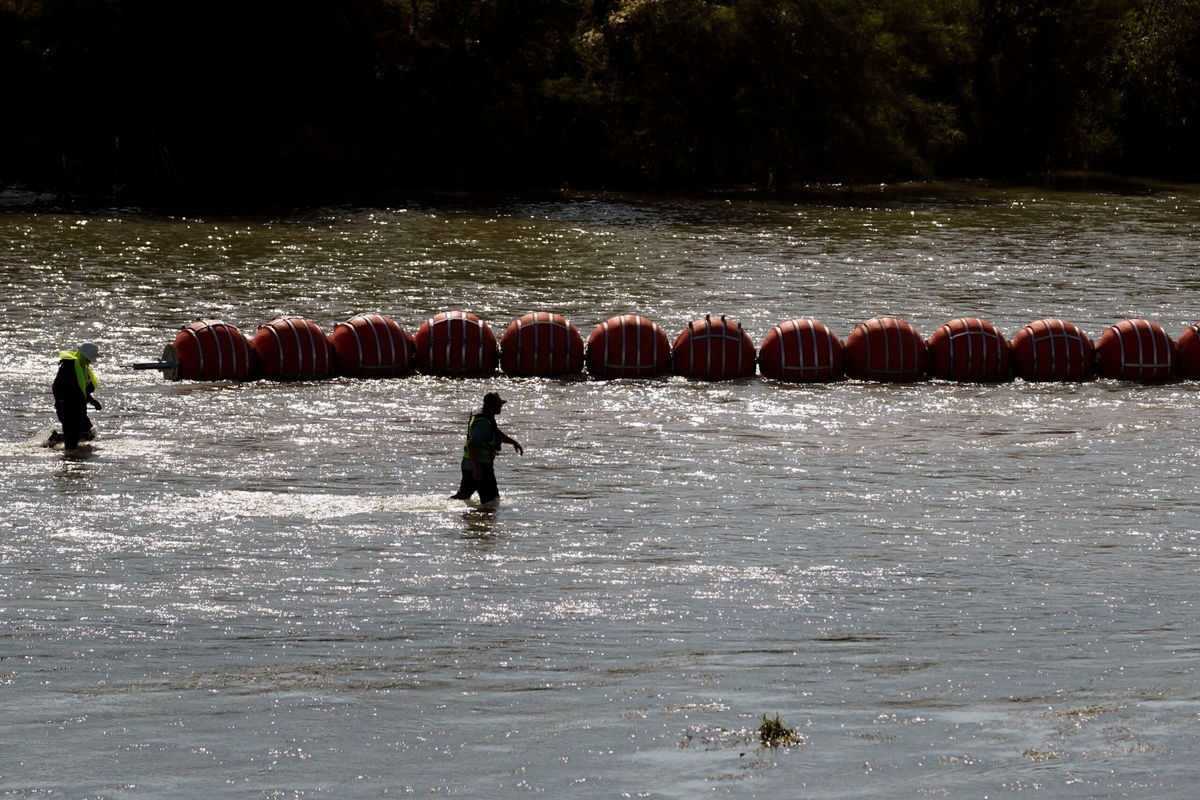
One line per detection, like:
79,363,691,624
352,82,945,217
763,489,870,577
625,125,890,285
1,186,1198,798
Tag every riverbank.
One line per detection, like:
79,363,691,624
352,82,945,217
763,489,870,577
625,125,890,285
4,172,1198,218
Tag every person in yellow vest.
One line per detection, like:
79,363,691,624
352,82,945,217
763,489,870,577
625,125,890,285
449,392,523,504
47,342,102,449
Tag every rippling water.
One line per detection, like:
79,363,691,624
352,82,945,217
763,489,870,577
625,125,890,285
2,185,1199,798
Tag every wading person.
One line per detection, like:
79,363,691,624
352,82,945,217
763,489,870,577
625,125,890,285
48,341,102,449
450,392,523,505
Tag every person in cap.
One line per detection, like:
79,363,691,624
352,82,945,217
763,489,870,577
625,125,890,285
449,392,523,504
48,341,103,449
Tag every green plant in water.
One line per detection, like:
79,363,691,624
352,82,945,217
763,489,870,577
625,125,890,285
758,713,800,747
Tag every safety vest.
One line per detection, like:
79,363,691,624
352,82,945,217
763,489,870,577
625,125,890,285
58,350,98,397
462,413,500,463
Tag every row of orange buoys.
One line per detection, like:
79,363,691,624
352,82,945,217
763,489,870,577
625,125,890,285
139,312,1200,383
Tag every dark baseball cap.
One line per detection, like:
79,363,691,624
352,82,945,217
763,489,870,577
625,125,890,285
483,392,507,406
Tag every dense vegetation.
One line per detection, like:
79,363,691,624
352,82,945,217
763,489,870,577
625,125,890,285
1,0,1197,204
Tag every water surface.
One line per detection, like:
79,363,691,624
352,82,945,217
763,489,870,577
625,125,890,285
2,185,1198,797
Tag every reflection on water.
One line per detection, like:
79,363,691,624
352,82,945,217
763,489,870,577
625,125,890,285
2,186,1199,798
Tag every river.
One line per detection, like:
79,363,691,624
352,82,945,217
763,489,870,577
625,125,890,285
2,184,1198,797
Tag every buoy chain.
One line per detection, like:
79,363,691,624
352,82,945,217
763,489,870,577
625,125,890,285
146,313,1200,384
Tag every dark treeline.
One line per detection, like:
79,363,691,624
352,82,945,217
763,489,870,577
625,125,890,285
1,0,1198,204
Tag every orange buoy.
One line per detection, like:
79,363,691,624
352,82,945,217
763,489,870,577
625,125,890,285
1178,323,1200,379
251,317,335,380
844,317,927,382
414,310,498,376
758,319,844,381
758,318,844,382
1096,318,1176,382
927,317,1011,382
1010,319,1095,381
166,319,255,381
671,315,755,381
585,314,670,379
331,313,415,378
499,312,585,377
